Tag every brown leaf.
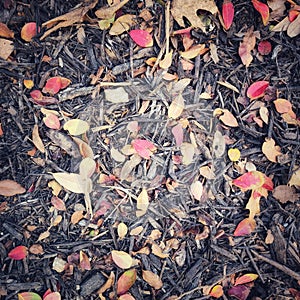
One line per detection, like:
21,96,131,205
32,124,45,153
273,185,299,203
95,0,130,19
171,0,218,32
0,180,26,197
0,22,14,38
0,38,14,60
142,270,163,290
287,13,300,37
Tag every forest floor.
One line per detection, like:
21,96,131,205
0,0,300,299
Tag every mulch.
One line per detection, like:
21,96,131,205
0,0,300,299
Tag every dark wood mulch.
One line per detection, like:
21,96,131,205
0,0,300,299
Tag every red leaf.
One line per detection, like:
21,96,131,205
262,175,274,191
30,90,43,101
246,80,269,100
289,9,300,22
252,0,269,26
8,245,28,260
132,139,156,159
233,218,256,237
222,0,234,30
21,22,40,42
233,171,265,191
234,273,258,286
258,40,272,55
129,29,153,47
42,77,62,95
117,269,137,295
228,285,251,300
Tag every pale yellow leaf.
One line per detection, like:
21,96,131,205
111,250,133,269
136,188,149,216
117,222,128,240
63,119,89,136
52,257,67,273
159,50,173,69
262,138,281,163
259,106,269,124
228,148,241,162
288,167,300,187
79,157,96,178
190,181,203,201
109,14,136,35
180,142,195,165
217,81,239,93
111,147,126,162
130,226,144,236
48,180,62,196
142,270,163,289
168,94,185,119
104,87,129,103
37,230,50,241
32,124,45,153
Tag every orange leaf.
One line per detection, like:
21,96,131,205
142,270,163,290
0,179,26,196
21,22,39,42
232,171,265,191
43,292,61,300
8,245,28,260
18,292,42,300
24,79,34,89
234,273,258,286
43,113,60,130
132,139,156,159
262,137,281,162
222,0,234,30
252,0,269,26
129,29,153,47
233,218,256,236
0,22,14,38
257,40,272,55
247,80,269,100
273,98,296,119
117,269,137,295
32,124,45,153
209,284,224,298
111,250,133,269
42,77,61,95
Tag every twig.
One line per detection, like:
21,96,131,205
251,250,300,281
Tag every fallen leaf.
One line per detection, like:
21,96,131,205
180,44,208,59
24,79,34,89
287,13,300,37
238,27,256,67
171,0,218,32
0,180,26,196
217,81,239,93
63,119,89,136
117,222,128,240
235,273,258,285
209,284,224,298
190,181,203,201
51,196,66,211
52,257,67,273
120,154,142,181
43,113,60,130
252,0,270,25
180,142,195,165
132,139,156,159
159,50,173,69
29,244,44,255
228,285,251,300
104,87,129,103
42,77,71,95
97,272,115,299
168,94,185,119
265,229,274,244
72,136,94,159
151,243,169,258
0,38,14,60
117,269,137,295
136,188,149,217
228,148,241,161
79,157,96,178
37,230,50,242
233,171,265,191
142,270,163,290
110,14,136,35
171,124,184,146
272,15,291,32
18,292,42,300
247,80,269,100
273,185,299,203
98,15,115,30
0,22,14,38
71,210,85,224
246,190,261,219
129,29,153,47
213,130,226,158
233,218,256,236
80,250,91,271
288,167,300,187
111,147,126,162
32,124,45,153
222,0,234,30
262,137,281,162
258,40,272,55
95,0,130,19
213,108,239,127
52,172,92,194
8,246,28,260
44,292,61,300
273,98,296,119
21,22,39,42
259,106,269,124
111,250,133,269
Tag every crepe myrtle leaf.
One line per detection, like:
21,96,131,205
258,40,272,55
132,139,156,159
21,22,40,42
118,295,135,300
43,113,60,130
222,0,234,30
42,77,71,95
0,179,26,196
247,80,269,100
233,171,266,191
252,0,269,26
117,269,137,295
233,218,256,237
234,273,258,286
18,292,42,300
228,148,241,162
129,29,153,47
8,245,28,260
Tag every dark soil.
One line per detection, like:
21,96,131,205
0,0,300,299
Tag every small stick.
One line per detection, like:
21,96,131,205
251,250,300,281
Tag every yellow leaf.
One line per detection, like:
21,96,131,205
136,188,149,216
48,180,62,196
180,44,207,59
109,14,136,35
180,142,195,165
117,222,128,240
142,270,163,289
262,138,281,163
190,181,203,201
168,94,185,119
209,284,224,298
98,15,115,30
217,81,239,93
63,119,89,136
234,273,258,286
288,167,300,187
24,79,34,89
159,50,173,69
228,148,241,162
111,250,133,269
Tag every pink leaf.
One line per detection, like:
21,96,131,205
21,22,40,42
228,285,251,300
222,0,234,30
252,0,269,26
8,245,28,260
132,139,156,159
246,80,269,100
233,218,256,237
171,124,183,146
129,29,153,47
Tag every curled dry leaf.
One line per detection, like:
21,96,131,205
8,245,28,260
262,137,281,162
117,269,137,295
247,80,269,100
233,217,256,236
129,29,153,48
0,179,26,197
21,22,39,42
142,270,163,290
159,50,173,69
180,44,208,59
111,250,133,269
80,250,91,271
222,0,234,30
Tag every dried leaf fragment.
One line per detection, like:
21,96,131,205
132,139,156,159
0,38,14,60
0,180,26,196
63,119,89,136
213,108,239,127
273,185,299,203
109,14,136,35
104,87,129,103
95,0,130,19
136,188,149,217
21,22,39,42
288,167,300,187
142,270,163,289
0,22,14,38
190,181,203,201
238,27,256,67
168,94,185,119
234,218,256,236
252,0,270,25
262,138,281,162
32,124,45,153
